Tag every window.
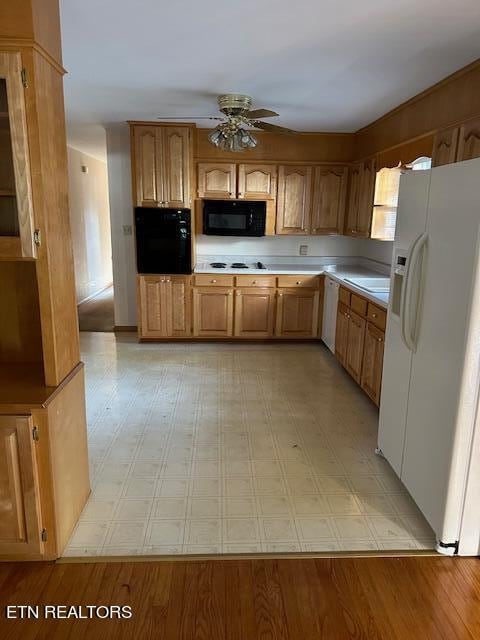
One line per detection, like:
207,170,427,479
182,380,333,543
370,165,402,241
406,156,432,171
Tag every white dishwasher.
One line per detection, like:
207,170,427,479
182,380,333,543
322,277,339,353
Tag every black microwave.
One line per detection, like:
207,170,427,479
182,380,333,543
203,200,266,236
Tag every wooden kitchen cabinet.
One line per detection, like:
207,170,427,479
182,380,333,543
361,322,385,406
237,164,277,199
138,275,191,338
432,126,459,167
234,288,276,337
335,302,350,365
276,165,312,234
0,415,42,558
311,165,348,234
345,159,376,238
345,310,366,383
456,117,480,162
197,162,236,198
193,287,234,337
131,124,191,207
275,288,319,337
0,52,35,258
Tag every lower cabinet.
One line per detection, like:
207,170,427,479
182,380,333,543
0,365,90,561
138,275,191,338
193,287,234,337
361,322,385,405
0,415,43,558
234,288,275,338
335,287,386,406
345,311,366,383
275,289,320,337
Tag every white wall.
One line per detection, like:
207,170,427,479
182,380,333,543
105,124,137,327
360,238,394,265
67,146,113,303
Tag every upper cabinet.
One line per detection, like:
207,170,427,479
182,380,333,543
131,124,192,208
345,158,376,238
431,126,459,167
237,164,276,199
310,166,348,235
197,162,276,200
276,165,312,234
0,52,35,258
457,117,480,162
197,163,236,199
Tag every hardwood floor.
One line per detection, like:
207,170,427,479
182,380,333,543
1,556,479,639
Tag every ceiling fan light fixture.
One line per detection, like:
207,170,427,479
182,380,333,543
208,124,257,152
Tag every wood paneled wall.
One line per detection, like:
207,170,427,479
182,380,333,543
195,129,355,163
355,59,480,160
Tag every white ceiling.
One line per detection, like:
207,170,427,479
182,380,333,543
60,0,480,161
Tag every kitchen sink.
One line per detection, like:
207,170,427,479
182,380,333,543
344,277,390,293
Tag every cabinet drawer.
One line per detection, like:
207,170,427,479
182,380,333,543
277,275,320,288
338,286,351,306
235,275,276,288
351,293,367,317
367,303,387,330
194,274,234,287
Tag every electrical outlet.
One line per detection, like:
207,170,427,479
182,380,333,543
123,225,133,236
299,244,308,256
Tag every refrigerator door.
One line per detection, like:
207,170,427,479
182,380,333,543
378,171,431,475
401,158,480,544
322,277,339,353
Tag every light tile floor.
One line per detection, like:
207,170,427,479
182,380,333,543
64,333,436,556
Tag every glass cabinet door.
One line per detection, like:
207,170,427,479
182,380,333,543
0,52,35,258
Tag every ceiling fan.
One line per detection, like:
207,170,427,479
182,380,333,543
157,94,297,151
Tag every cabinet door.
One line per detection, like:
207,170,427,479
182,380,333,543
193,287,234,337
0,52,35,258
335,302,349,365
311,166,348,234
356,158,376,237
0,416,43,558
138,275,170,338
345,310,366,383
275,289,319,337
133,125,163,207
456,118,480,162
234,288,275,338
162,127,191,207
345,163,361,236
197,163,236,198
238,164,277,199
432,126,459,167
166,276,191,337
361,322,385,406
276,165,312,234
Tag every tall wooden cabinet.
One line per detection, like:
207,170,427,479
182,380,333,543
345,159,376,237
0,0,90,560
276,165,312,234
131,123,192,207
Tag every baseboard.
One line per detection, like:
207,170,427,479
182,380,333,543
114,325,137,332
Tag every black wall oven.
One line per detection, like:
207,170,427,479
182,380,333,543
203,200,266,236
135,207,191,274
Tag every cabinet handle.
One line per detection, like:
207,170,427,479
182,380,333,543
238,192,242,197
252,280,257,284
211,279,217,283
377,337,383,343
296,281,302,285
228,292,232,296
372,313,377,318
279,293,283,297
236,292,241,296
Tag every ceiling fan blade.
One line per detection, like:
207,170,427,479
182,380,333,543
156,116,223,120
251,120,297,135
246,109,279,119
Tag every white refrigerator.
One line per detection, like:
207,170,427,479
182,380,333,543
378,157,480,556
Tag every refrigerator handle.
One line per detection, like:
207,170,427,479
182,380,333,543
401,232,428,352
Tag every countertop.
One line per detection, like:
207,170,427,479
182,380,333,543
194,257,390,308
